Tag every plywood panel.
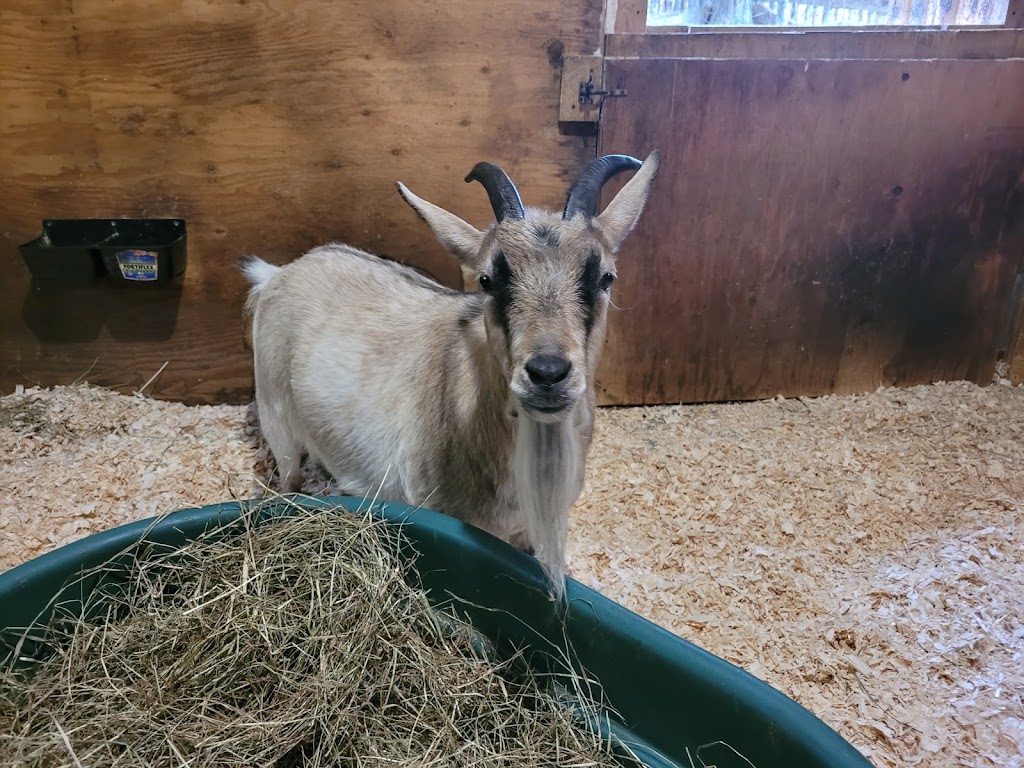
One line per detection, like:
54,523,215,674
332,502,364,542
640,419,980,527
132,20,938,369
0,0,601,404
596,57,1024,404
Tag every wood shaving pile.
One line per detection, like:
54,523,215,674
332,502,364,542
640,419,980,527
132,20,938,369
2,380,1022,768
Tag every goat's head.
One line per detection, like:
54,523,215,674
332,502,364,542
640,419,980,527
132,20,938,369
397,151,660,422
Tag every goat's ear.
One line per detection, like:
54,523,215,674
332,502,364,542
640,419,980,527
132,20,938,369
592,150,661,253
397,182,485,265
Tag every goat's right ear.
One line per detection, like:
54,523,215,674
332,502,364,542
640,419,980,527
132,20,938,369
592,150,661,254
397,182,485,265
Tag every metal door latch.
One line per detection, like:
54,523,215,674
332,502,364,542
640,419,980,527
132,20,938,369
578,70,627,112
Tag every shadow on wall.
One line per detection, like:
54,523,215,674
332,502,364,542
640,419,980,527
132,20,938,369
22,281,185,344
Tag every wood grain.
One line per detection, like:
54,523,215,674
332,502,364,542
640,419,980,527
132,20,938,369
606,29,1024,59
1008,286,1024,384
615,0,649,33
0,0,601,404
559,55,603,125
596,57,1024,404
1011,348,1024,385
1007,0,1024,28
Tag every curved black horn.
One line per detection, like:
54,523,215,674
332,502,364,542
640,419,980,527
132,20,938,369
465,162,526,222
563,154,643,220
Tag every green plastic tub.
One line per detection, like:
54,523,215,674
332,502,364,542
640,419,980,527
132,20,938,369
0,496,874,768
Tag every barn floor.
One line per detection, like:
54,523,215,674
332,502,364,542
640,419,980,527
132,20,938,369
1,380,1021,768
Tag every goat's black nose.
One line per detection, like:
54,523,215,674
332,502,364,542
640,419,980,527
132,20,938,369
525,355,572,386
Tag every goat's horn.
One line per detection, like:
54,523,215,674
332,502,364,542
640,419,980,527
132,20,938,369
465,162,526,222
563,154,643,220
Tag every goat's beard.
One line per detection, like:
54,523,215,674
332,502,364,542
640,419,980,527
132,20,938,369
513,413,582,603
520,406,572,424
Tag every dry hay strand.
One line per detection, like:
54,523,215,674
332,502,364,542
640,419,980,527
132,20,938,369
0,499,634,767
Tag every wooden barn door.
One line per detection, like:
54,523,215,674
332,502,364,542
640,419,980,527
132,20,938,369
594,45,1024,405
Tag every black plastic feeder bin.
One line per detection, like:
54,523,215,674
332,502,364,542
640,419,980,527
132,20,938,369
19,218,186,284
0,497,876,768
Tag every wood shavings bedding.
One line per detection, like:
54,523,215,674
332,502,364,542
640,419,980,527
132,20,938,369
1,380,1022,768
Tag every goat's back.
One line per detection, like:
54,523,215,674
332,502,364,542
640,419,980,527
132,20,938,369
244,244,492,507
247,243,463,376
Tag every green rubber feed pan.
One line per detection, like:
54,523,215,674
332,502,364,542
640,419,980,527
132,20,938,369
0,496,873,768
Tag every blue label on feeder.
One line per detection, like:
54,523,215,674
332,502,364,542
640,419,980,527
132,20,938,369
115,249,159,281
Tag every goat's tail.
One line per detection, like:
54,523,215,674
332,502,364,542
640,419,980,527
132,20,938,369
239,255,280,293
239,256,280,314
238,256,281,350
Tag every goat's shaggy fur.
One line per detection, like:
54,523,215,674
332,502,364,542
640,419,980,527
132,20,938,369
242,152,660,599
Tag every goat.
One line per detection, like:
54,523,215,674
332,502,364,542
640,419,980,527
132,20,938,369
240,151,660,600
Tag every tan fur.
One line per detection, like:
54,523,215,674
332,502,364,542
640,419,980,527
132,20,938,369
242,151,659,600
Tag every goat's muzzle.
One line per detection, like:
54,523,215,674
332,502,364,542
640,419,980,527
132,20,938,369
517,354,577,420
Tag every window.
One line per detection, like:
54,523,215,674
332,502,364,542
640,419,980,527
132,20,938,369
646,0,1011,27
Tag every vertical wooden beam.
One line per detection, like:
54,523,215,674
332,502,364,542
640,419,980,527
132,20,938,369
1006,0,1024,27
1005,276,1024,384
616,0,648,32
1010,331,1024,383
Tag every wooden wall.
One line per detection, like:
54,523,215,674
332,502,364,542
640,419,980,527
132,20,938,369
4,5,1023,404
0,0,601,404
596,49,1024,404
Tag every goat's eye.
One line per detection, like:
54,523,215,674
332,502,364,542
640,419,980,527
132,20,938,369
478,274,493,291
599,272,615,291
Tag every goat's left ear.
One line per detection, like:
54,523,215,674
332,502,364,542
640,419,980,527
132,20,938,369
397,182,485,265
592,150,661,253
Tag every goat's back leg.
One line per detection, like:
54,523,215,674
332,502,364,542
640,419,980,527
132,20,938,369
257,399,305,493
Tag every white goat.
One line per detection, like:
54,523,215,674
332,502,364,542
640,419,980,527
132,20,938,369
241,151,660,599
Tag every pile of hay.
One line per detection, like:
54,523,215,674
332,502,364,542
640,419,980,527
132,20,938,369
0,501,630,767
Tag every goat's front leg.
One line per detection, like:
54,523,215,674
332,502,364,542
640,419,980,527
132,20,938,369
510,530,579,582
508,530,535,557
